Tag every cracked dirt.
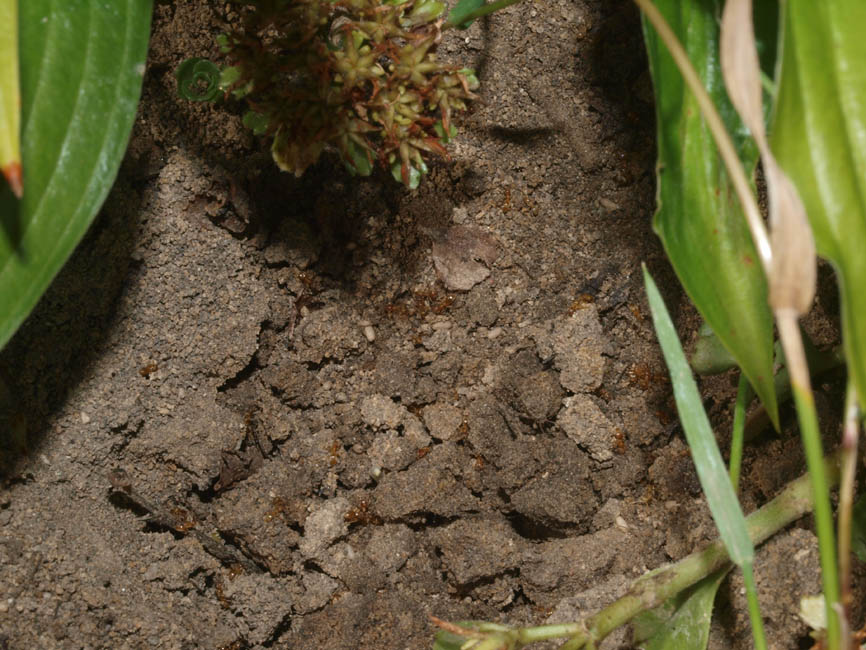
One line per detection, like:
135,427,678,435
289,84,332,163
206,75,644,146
0,2,862,649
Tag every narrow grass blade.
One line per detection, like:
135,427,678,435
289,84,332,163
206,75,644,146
729,372,752,492
838,386,859,619
643,265,753,566
644,264,768,647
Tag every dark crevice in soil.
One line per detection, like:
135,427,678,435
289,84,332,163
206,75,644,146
262,614,293,648
505,512,570,541
451,568,521,598
503,585,532,612
401,512,459,531
216,529,272,573
216,355,260,393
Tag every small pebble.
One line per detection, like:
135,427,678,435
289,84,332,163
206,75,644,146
599,197,621,212
487,326,503,339
80,412,91,424
431,320,451,331
363,325,375,342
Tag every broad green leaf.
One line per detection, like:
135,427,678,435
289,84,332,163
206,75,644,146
643,266,754,567
634,568,729,650
0,0,21,197
0,0,152,351
642,0,779,430
770,1,866,408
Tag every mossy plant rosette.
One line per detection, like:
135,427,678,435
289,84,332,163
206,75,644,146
220,0,480,188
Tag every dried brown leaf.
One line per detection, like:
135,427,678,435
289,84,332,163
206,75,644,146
720,0,815,316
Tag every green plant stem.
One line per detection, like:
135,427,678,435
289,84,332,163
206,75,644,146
744,343,845,441
443,0,522,29
434,453,841,650
730,373,752,492
553,452,841,650
517,623,584,644
740,562,767,650
777,313,841,650
632,0,772,273
838,385,859,624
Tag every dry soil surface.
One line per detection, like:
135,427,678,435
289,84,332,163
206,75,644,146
0,2,862,649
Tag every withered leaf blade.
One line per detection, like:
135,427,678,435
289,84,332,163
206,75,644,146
720,0,815,316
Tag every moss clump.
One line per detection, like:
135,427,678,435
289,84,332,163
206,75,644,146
220,0,479,187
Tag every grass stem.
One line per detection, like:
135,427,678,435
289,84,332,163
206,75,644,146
776,312,841,649
730,373,752,492
837,385,859,636
741,562,767,650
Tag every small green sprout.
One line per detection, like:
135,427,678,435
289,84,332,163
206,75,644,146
175,58,221,102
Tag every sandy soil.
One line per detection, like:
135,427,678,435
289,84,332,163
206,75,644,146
0,2,861,649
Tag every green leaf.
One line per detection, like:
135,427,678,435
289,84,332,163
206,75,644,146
407,0,446,25
642,0,779,430
770,1,866,409
634,568,729,650
448,0,484,29
0,0,153,351
344,140,373,177
242,111,269,136
176,57,221,102
459,67,480,91
434,121,458,143
0,0,22,198
390,156,427,189
643,265,754,567
219,65,241,91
